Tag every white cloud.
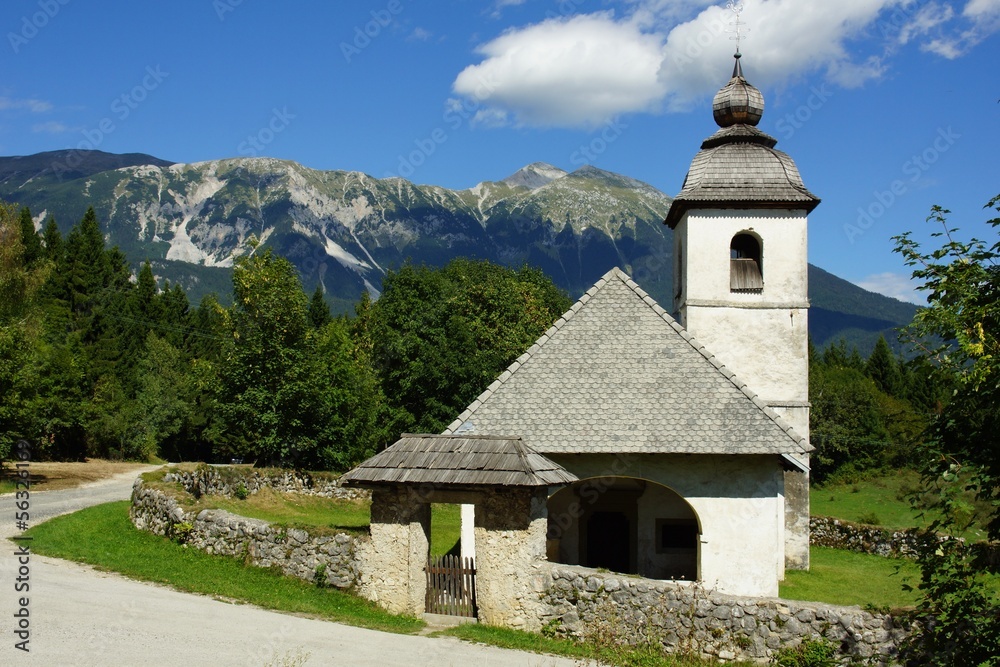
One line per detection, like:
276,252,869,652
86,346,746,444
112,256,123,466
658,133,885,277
856,272,924,304
964,0,1000,18
898,2,954,45
408,27,432,42
453,12,667,127
910,0,1000,58
32,121,70,133
452,0,1000,127
0,96,52,113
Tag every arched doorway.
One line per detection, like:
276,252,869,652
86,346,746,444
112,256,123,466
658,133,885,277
547,476,700,581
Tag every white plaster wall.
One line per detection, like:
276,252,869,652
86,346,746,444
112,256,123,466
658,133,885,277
684,306,809,406
674,209,810,412
676,210,809,305
460,503,476,562
548,454,784,598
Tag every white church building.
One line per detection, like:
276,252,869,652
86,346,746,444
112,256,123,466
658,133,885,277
444,52,819,598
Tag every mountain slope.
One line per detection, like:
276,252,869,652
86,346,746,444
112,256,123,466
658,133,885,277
0,150,915,349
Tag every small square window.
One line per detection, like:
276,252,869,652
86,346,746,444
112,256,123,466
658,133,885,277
656,519,699,552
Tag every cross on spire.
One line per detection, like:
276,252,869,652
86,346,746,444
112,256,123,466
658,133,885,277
727,1,748,55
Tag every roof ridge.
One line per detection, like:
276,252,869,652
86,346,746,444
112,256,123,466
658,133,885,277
443,267,629,435
446,267,810,455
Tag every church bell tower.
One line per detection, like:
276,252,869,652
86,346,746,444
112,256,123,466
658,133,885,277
664,52,820,569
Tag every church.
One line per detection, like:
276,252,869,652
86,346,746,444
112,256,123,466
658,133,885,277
442,51,819,598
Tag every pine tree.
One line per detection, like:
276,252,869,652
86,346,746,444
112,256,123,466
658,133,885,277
865,334,902,396
308,284,332,328
42,217,62,261
18,207,42,267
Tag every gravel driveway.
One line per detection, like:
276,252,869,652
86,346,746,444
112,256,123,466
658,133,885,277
0,469,580,667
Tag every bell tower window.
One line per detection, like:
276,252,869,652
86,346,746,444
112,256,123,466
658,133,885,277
730,233,763,293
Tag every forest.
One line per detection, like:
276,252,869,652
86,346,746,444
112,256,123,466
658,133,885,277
3,199,998,661
0,202,945,486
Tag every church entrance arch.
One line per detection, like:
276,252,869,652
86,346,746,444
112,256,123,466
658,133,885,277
547,476,700,581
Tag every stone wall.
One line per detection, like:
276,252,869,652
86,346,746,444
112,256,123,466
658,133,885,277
162,466,369,501
810,516,920,558
536,564,909,665
130,477,364,589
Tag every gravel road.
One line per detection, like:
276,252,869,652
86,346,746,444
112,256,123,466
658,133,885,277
0,469,580,667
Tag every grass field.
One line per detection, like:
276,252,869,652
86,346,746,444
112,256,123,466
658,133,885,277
780,546,920,609
811,469,990,541
170,485,463,557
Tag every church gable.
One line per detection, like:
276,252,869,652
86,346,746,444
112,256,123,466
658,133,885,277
445,267,809,456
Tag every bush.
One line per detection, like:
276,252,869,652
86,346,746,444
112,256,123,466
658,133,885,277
772,638,837,667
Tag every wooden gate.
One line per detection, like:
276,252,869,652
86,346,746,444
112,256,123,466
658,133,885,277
425,554,476,618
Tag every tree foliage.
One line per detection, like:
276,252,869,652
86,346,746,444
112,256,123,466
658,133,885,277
360,259,572,434
894,197,1000,666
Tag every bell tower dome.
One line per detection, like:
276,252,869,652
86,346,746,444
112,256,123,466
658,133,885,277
665,53,819,570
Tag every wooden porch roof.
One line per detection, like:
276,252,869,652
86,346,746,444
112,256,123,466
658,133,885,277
340,434,579,488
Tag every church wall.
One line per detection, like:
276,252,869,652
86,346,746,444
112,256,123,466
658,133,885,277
674,208,810,412
684,306,809,407
547,453,784,598
677,209,809,306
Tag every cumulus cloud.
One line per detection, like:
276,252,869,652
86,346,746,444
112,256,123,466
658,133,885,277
452,0,1000,127
856,272,924,304
453,12,667,127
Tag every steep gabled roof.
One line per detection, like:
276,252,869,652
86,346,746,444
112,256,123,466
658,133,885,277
444,268,810,456
341,434,578,488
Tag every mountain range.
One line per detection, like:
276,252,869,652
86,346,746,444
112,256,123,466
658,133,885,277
0,149,916,353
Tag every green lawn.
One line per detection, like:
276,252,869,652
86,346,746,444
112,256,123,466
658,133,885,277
780,546,920,609
23,501,424,634
811,469,990,542
199,488,462,557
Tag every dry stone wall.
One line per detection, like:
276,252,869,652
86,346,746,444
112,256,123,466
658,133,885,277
810,516,921,558
130,477,364,589
536,565,909,665
162,466,369,501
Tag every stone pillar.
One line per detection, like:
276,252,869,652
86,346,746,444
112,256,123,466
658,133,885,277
783,467,810,570
357,486,430,615
474,487,549,630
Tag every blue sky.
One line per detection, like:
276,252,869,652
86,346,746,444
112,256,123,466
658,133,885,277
2,0,998,303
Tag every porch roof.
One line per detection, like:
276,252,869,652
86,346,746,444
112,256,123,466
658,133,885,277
340,434,579,488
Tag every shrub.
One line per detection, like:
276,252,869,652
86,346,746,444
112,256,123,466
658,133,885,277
772,638,837,667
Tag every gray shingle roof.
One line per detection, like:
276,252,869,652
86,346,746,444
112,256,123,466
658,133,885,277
664,56,819,229
340,434,579,488
444,268,811,456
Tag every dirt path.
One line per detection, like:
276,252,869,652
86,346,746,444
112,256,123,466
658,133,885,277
0,469,580,666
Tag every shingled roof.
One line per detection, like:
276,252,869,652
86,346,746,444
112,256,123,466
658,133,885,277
665,55,820,228
340,434,578,488
444,268,811,457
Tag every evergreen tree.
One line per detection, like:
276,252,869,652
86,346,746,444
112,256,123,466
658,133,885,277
42,217,62,261
18,207,42,267
308,284,332,328
865,334,902,396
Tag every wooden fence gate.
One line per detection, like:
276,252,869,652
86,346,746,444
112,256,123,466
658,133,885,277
425,554,476,618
